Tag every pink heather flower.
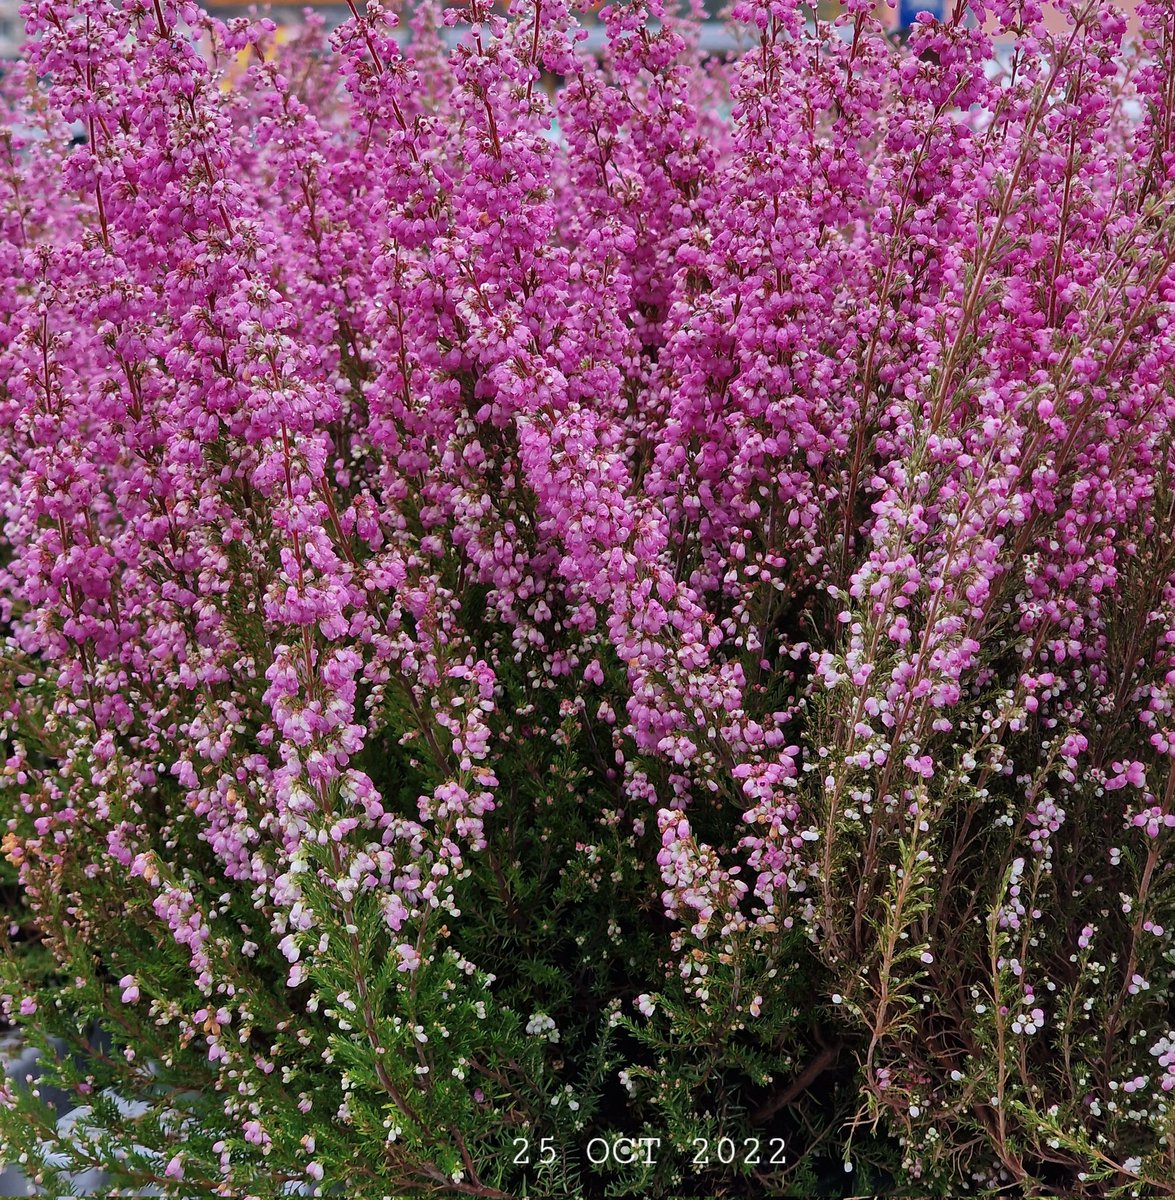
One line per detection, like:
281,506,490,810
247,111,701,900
395,944,421,973
243,1120,269,1148
1111,760,1147,788
0,0,1173,1186
1131,806,1175,838
1129,974,1151,996
164,1155,184,1180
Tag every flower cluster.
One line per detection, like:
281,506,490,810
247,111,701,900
0,0,1174,1195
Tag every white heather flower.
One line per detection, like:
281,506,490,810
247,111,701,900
525,1012,559,1041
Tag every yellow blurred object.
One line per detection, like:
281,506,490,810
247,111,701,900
1,830,21,866
218,20,293,90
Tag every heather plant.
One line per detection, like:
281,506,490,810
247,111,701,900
0,0,1173,1195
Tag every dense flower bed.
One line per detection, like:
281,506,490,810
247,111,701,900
0,0,1174,1194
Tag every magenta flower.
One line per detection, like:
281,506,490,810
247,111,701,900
0,0,1173,1192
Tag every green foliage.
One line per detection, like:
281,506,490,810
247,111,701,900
0,611,850,1198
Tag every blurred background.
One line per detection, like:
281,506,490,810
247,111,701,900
2,1,1142,63
0,5,18,58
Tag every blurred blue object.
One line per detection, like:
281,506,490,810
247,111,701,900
900,0,944,27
